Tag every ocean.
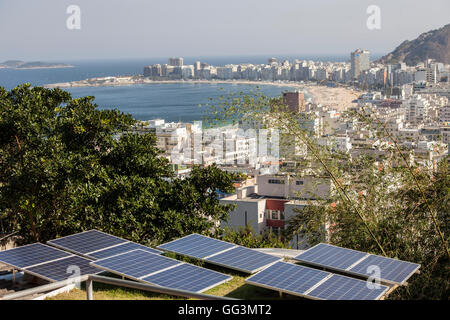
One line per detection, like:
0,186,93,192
0,56,346,122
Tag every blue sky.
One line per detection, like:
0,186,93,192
0,0,448,61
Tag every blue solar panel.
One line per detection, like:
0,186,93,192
245,261,330,296
88,242,162,260
142,263,231,293
157,234,236,259
308,274,389,300
349,255,420,285
25,256,101,282
205,246,281,273
246,261,389,300
294,243,420,285
294,243,368,270
47,230,127,255
90,249,182,280
0,243,71,269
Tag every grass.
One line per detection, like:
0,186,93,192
47,262,303,300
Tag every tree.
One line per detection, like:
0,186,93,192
0,84,238,245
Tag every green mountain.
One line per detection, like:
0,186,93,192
377,23,450,65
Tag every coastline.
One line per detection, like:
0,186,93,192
45,77,359,111
0,65,74,70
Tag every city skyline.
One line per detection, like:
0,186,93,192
0,0,449,61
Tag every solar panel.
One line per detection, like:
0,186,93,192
205,246,281,273
25,255,101,282
88,242,162,260
0,243,71,269
90,249,182,280
141,263,232,293
294,243,367,270
348,255,420,285
157,234,236,259
307,274,388,300
294,243,420,285
245,261,330,296
47,230,128,255
91,249,232,293
245,261,389,300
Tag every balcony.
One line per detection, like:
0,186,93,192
266,219,285,228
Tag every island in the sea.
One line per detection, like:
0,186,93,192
0,60,74,70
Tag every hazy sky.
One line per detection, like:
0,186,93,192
0,0,448,61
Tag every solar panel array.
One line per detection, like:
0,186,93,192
294,243,420,285
47,230,161,260
245,261,389,300
0,243,100,282
91,249,231,293
157,234,281,273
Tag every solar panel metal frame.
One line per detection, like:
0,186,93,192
245,261,389,300
90,249,232,293
47,229,162,260
157,233,282,274
293,243,420,285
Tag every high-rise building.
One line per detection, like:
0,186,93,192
351,49,370,79
143,66,152,77
282,92,305,113
151,64,162,77
168,57,184,67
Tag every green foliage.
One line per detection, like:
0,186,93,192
217,226,290,249
0,84,238,245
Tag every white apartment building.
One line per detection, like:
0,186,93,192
220,174,331,249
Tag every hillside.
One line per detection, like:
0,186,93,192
377,23,450,65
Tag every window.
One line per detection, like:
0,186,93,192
268,179,285,184
271,211,280,220
296,180,304,185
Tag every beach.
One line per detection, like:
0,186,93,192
45,77,359,111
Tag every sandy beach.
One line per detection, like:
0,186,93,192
45,78,359,111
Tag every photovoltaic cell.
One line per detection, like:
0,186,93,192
25,255,101,282
245,261,330,296
90,249,182,279
205,246,281,273
0,243,71,269
142,263,232,293
307,274,388,300
88,242,162,260
294,243,367,270
47,230,127,255
348,255,420,285
157,234,236,259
